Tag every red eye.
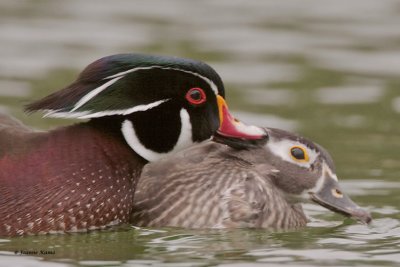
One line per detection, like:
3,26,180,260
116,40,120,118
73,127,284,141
185,88,206,105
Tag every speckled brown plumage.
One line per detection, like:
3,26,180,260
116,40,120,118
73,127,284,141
0,115,145,236
131,141,308,230
131,127,371,229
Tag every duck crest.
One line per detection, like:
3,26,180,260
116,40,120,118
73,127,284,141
25,54,224,119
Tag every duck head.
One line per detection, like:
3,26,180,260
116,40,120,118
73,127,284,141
26,54,266,161
261,127,372,224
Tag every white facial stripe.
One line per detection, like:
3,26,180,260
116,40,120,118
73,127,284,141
266,138,319,168
44,99,169,119
121,108,193,162
74,99,169,119
306,162,338,195
43,110,90,118
122,120,160,162
71,75,124,112
172,108,193,152
44,65,218,119
106,66,163,79
309,170,326,194
105,65,219,95
325,164,338,181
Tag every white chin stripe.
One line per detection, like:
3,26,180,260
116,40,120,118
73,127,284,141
121,108,193,162
44,99,169,119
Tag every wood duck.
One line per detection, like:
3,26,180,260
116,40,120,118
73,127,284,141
132,127,372,229
0,54,267,236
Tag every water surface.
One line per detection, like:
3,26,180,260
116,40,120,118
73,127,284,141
0,0,399,266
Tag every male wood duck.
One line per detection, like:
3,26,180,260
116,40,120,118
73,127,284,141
132,127,372,229
0,54,267,236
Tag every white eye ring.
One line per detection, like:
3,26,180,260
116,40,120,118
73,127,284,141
266,139,318,168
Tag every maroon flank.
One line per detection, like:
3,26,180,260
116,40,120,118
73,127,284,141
0,121,145,236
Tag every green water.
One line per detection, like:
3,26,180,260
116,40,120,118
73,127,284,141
0,0,399,266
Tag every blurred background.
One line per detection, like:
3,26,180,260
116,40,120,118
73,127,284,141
0,1,399,267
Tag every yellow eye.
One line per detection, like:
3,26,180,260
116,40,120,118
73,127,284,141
290,146,309,162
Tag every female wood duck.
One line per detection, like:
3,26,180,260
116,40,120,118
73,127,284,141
0,54,266,236
132,127,372,229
